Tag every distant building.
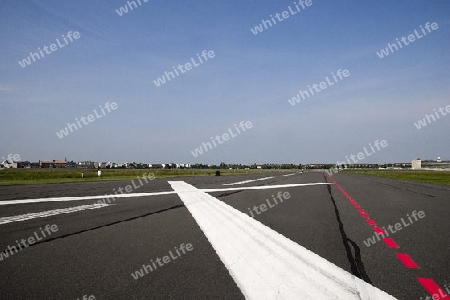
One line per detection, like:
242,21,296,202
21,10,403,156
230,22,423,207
1,160,17,168
16,161,31,168
421,158,450,169
65,161,78,168
40,160,67,168
30,162,40,168
78,161,95,168
411,159,422,170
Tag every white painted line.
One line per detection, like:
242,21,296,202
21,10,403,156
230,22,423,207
0,182,330,206
203,182,332,193
222,176,274,185
0,203,113,225
282,173,296,177
0,191,177,206
169,181,396,300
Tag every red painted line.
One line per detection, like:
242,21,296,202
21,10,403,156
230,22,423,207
383,238,400,249
374,227,385,235
325,174,444,298
397,253,420,269
367,219,377,226
417,278,449,298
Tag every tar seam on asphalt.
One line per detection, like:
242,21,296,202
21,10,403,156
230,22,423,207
346,173,437,197
0,204,185,255
216,176,296,196
372,180,436,197
323,174,372,284
215,190,244,198
259,174,300,186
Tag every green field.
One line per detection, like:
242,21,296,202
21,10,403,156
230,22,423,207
343,169,450,185
0,168,272,186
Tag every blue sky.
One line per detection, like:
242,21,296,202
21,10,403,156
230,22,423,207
1,0,449,164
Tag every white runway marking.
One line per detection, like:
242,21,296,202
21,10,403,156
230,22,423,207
0,183,330,206
282,173,296,177
169,181,396,300
202,182,332,192
0,203,113,225
0,191,177,206
222,176,274,185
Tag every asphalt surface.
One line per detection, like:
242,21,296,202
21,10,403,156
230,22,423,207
0,172,448,299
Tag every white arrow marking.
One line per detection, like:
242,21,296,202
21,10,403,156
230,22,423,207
169,181,397,300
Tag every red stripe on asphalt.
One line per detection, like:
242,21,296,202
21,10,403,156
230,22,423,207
396,253,419,268
375,227,385,235
367,219,377,226
325,174,444,298
417,278,449,298
383,238,400,249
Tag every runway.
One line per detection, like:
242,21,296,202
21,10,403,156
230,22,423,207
0,172,448,299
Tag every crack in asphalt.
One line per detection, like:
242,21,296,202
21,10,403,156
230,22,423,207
323,174,372,284
344,173,439,197
215,190,244,198
0,204,185,255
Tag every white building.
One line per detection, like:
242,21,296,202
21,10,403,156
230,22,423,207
411,159,422,170
1,160,17,168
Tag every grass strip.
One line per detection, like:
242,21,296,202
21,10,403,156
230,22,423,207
343,169,450,185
